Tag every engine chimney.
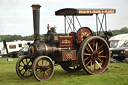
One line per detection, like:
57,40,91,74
31,4,41,43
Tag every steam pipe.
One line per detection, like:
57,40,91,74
31,4,41,43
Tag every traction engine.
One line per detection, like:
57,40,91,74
16,4,116,81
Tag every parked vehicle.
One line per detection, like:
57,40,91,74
109,33,128,61
109,33,128,49
110,41,128,61
17,46,29,57
0,40,33,58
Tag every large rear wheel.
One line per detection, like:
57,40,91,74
79,36,110,74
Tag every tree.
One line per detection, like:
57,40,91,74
120,27,128,33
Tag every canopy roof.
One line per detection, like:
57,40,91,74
55,8,116,15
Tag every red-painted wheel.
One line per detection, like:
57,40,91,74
79,36,110,74
32,56,54,81
16,56,33,79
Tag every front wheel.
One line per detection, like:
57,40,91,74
16,55,33,79
32,56,54,81
79,36,110,74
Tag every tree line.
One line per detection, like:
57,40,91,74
111,27,128,36
0,34,44,42
0,27,128,42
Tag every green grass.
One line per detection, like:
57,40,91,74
0,58,128,85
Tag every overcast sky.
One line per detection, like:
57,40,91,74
0,0,127,36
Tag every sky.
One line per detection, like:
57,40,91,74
0,0,128,36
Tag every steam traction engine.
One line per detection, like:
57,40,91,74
16,4,116,81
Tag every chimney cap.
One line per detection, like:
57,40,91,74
31,4,41,10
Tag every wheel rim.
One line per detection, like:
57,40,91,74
16,56,33,79
80,36,110,74
33,56,54,81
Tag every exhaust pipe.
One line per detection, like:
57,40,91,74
31,4,41,43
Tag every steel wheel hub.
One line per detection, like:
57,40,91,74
24,65,29,70
92,51,99,60
41,66,48,71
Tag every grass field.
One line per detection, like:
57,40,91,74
0,58,128,85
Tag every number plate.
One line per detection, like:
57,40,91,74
113,54,118,56
62,50,76,61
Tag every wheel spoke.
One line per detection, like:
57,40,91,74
36,66,40,69
97,44,104,51
27,60,31,65
45,60,47,66
26,71,28,76
22,60,25,65
42,59,44,65
74,66,76,69
97,58,103,64
43,71,45,78
84,57,89,62
94,60,96,71
47,68,51,71
36,69,41,72
98,55,107,58
47,64,50,67
23,70,27,75
84,53,91,56
20,65,24,67
45,71,48,76
26,58,28,64
88,43,93,52
93,40,95,49
95,60,102,69
20,68,24,72
38,72,42,77
28,66,32,69
38,62,42,66
99,50,104,54
85,47,90,53
86,59,92,66
96,42,98,51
